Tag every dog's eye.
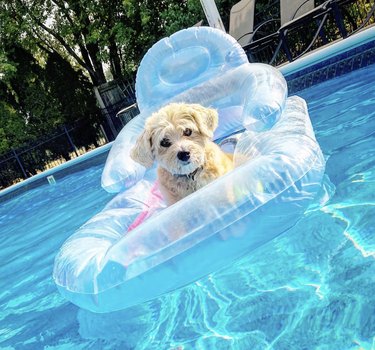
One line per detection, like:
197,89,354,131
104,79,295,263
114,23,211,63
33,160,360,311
183,128,192,136
160,138,171,148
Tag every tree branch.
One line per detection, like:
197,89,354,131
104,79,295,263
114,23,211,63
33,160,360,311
50,0,96,75
15,0,98,81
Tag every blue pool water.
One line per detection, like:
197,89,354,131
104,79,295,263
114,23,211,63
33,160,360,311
1,63,374,349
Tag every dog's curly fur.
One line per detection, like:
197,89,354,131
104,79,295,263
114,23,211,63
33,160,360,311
130,103,233,205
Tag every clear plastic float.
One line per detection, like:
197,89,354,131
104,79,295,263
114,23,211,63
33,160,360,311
53,27,326,313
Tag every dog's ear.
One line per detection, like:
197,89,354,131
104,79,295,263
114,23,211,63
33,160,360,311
191,105,218,139
130,129,154,168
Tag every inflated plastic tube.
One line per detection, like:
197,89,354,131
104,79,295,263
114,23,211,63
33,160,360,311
54,27,325,313
101,27,287,193
53,96,325,313
134,26,248,112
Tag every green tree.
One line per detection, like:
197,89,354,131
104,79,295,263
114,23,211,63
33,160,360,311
0,0,213,85
0,0,242,156
4,45,62,131
0,98,29,152
45,51,100,124
0,43,102,153
0,0,107,85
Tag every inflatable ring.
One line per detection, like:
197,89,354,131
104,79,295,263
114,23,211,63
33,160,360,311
53,27,325,313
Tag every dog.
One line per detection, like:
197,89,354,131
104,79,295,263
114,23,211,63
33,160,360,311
130,103,233,205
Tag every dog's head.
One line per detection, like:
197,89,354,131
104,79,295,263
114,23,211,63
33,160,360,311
130,103,218,175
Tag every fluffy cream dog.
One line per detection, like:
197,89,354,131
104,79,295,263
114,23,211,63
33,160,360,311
130,103,233,205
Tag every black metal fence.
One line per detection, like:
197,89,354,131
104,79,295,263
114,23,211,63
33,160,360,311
0,74,140,190
95,74,139,140
0,120,108,190
244,0,375,65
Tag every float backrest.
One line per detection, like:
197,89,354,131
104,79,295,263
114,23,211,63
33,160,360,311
101,27,287,193
135,27,248,112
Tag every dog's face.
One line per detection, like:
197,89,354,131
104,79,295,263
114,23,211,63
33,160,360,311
131,103,218,175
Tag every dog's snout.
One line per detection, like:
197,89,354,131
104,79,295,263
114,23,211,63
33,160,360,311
177,151,190,162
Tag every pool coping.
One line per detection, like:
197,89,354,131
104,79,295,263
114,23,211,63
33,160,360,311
280,26,375,76
280,26,375,93
0,143,112,198
1,26,374,199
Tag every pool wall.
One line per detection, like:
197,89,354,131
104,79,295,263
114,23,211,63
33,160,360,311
281,26,375,93
1,26,374,200
0,144,111,201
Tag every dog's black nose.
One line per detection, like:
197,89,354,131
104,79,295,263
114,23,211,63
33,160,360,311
177,151,190,162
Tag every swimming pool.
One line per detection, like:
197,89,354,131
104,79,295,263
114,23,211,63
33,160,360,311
1,48,375,350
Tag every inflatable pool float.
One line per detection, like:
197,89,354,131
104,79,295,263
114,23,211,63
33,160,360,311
53,27,325,313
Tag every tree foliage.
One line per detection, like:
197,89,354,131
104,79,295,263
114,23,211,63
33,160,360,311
0,0,207,85
0,0,239,155
0,0,240,87
0,41,101,153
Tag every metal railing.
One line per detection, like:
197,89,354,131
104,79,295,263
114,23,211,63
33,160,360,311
95,74,138,139
1,76,140,190
243,0,375,65
0,120,108,189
